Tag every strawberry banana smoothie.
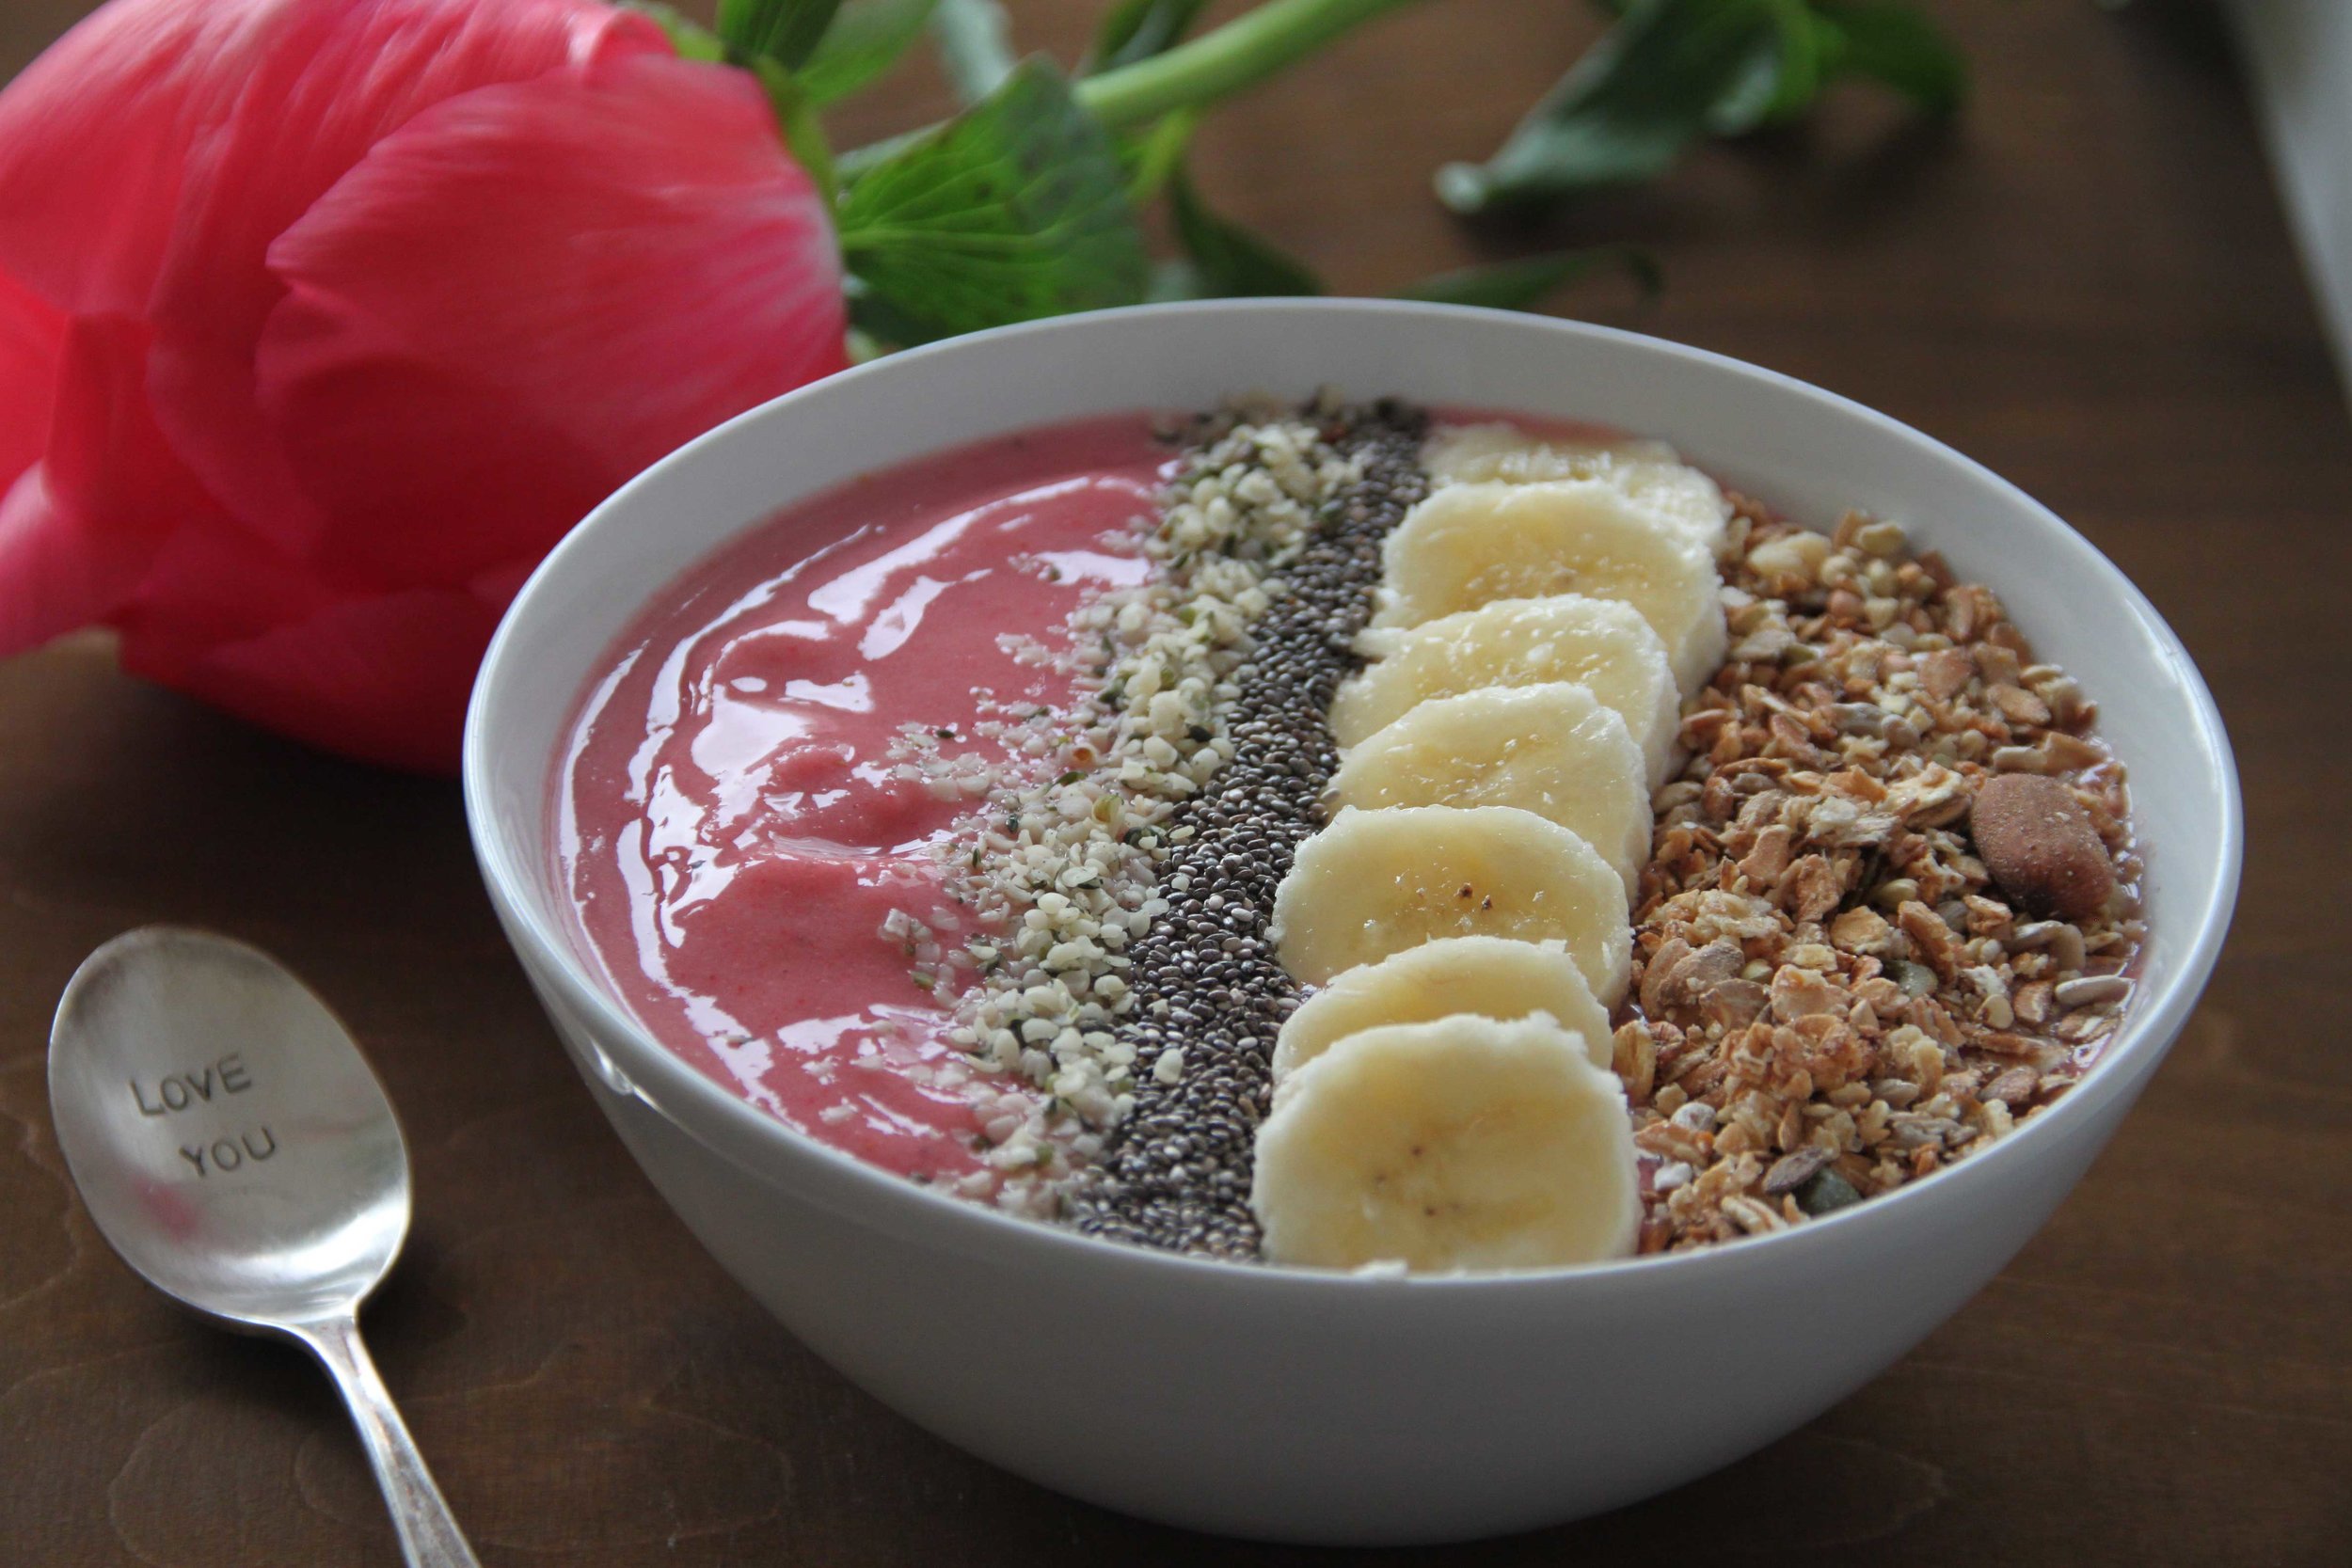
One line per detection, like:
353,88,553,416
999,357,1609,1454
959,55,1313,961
559,396,2144,1272
560,417,1171,1188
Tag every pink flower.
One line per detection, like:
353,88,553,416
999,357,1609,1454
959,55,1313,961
0,0,848,770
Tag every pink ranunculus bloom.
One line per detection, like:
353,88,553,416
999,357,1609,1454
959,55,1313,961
0,0,849,770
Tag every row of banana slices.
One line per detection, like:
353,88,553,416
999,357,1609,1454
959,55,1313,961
1248,424,1733,1274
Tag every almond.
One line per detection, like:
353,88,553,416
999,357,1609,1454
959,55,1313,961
1970,773,2114,921
1919,647,1973,701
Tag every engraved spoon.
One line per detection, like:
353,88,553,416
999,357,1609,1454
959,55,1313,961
47,927,480,1568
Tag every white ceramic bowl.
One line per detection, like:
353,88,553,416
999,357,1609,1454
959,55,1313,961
463,301,2240,1545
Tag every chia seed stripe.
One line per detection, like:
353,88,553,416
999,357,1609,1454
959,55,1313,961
1069,402,1430,1259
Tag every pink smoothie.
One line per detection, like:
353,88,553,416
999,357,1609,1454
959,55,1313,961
558,417,1175,1183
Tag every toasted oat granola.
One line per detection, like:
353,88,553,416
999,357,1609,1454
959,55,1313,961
1613,503,2143,1251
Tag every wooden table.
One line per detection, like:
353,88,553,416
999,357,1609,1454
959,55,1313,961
4,2,2344,1561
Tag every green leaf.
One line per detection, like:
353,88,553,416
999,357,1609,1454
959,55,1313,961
718,0,843,71
1163,169,1323,298
1086,0,1211,74
834,59,1150,342
797,0,940,105
616,0,726,61
1395,246,1661,309
1699,32,1788,137
844,277,949,351
1813,0,1966,115
1708,0,1838,136
751,56,840,209
1437,0,1779,214
930,0,1017,105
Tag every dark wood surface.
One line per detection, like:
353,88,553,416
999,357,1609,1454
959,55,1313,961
4,2,2346,1561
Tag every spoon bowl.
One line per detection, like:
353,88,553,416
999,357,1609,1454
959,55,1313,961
49,927,408,1325
49,927,478,1568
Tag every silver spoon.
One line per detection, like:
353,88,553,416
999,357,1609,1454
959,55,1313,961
47,927,480,1568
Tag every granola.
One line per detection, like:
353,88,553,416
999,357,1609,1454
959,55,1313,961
1613,503,2143,1251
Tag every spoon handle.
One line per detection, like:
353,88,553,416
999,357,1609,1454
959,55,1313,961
295,1314,483,1568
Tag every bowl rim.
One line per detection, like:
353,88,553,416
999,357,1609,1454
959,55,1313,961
463,297,2243,1292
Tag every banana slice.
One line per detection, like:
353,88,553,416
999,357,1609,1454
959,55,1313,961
1270,804,1630,1005
1251,1013,1641,1272
1272,935,1612,1079
1423,421,1730,554
1328,683,1651,901
1371,481,1726,695
1331,594,1680,786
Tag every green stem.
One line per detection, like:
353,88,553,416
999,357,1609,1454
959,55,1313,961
1126,109,1201,203
838,0,1422,179
1075,0,1421,130
930,0,1017,105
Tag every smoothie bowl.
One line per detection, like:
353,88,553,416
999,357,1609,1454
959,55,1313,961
463,301,2239,1544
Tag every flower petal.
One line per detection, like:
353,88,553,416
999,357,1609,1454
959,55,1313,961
0,0,278,315
129,585,501,773
255,52,847,589
111,507,343,673
0,267,63,484
142,0,666,549
0,316,217,654
250,295,624,594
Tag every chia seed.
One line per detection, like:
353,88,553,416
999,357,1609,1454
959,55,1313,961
1069,400,1429,1259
